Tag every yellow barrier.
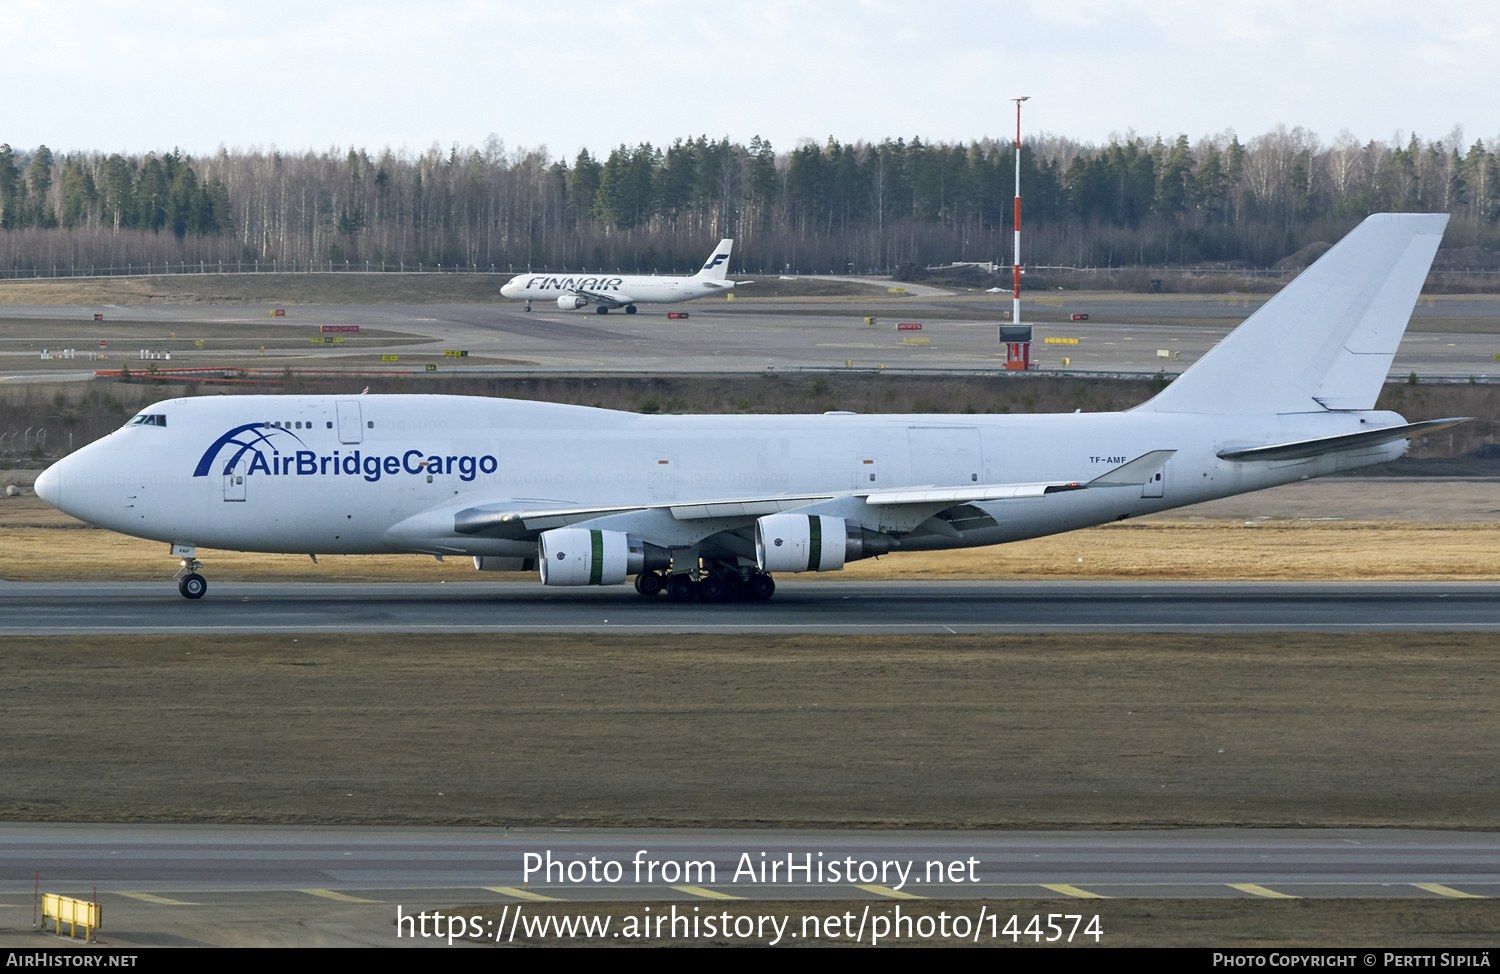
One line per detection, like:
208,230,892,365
902,336,930,344
41,893,101,941
1043,337,1079,345
381,355,399,362
1060,357,1071,366
887,287,906,293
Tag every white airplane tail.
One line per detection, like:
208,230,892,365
1143,212,1448,414
694,239,734,281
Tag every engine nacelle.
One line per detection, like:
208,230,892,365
537,528,670,585
755,514,848,573
557,294,587,310
539,527,628,585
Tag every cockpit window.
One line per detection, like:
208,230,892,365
123,413,167,428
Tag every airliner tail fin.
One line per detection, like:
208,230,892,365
1144,213,1448,414
694,239,734,280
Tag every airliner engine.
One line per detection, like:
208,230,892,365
557,294,587,310
754,514,894,573
538,528,670,585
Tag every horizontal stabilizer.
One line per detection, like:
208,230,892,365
1216,418,1468,462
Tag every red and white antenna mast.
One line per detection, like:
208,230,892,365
1011,97,1030,328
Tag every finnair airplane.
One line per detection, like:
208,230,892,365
36,214,1460,603
499,238,735,313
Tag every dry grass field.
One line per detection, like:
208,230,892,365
5,484,1500,583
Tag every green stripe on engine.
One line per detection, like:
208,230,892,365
807,516,822,572
589,530,604,585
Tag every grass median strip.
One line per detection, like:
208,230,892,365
3,631,1498,830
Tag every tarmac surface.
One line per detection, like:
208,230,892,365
6,579,1500,634
5,824,1497,900
3,824,1497,948
4,292,1500,379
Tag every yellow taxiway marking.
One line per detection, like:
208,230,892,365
1229,884,1298,899
299,889,378,903
673,886,742,900
116,892,199,905
1412,883,1484,899
486,886,562,902
855,884,926,900
1041,884,1108,899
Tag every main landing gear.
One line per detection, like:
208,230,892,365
171,544,207,599
595,305,610,314
634,569,776,603
624,304,638,315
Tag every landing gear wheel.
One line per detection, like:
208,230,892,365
524,301,532,312
667,573,698,602
698,575,727,602
179,573,207,599
595,305,609,314
634,571,665,597
625,304,638,315
748,573,776,601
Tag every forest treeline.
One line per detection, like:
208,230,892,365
1,127,1497,276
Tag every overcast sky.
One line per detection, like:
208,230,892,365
7,0,1498,160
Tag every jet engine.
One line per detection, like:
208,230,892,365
557,294,587,310
538,528,670,586
755,514,896,573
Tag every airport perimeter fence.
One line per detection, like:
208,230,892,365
6,260,1500,282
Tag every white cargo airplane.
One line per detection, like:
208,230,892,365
36,214,1461,603
499,238,735,313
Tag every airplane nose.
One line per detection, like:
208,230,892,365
34,463,61,508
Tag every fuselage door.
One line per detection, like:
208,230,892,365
648,458,675,501
336,400,363,444
854,457,879,488
223,459,246,502
908,427,983,486
1143,465,1166,498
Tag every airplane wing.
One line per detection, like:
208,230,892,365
566,287,634,308
1216,419,1467,462
451,452,1176,541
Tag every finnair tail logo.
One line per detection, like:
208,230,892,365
703,253,729,270
193,424,304,477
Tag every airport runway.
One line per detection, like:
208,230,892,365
7,580,1500,634
5,823,1497,901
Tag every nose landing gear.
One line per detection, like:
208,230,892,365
171,544,207,599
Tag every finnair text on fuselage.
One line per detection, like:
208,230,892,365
509,276,625,294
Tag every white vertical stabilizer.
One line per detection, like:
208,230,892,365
694,239,734,281
1143,213,1448,414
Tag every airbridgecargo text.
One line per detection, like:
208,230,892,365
243,449,498,482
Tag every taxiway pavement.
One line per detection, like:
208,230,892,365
6,580,1500,634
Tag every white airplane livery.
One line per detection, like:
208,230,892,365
36,214,1461,603
499,238,735,313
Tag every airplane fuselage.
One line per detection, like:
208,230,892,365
499,272,729,307
40,394,1406,559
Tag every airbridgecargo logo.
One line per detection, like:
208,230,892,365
192,423,498,483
